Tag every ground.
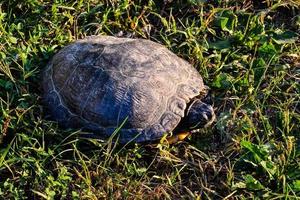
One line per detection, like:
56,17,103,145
0,0,299,199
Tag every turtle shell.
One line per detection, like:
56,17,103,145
43,36,206,143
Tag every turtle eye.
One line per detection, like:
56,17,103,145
201,113,208,121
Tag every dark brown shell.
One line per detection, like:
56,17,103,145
43,36,206,142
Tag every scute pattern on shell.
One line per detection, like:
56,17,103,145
43,36,206,143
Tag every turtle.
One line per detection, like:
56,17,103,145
42,36,215,143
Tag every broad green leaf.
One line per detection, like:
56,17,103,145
292,180,300,192
208,39,231,50
258,42,278,60
9,36,17,44
288,168,300,180
260,160,277,177
212,73,233,89
243,174,265,190
272,30,298,44
216,16,229,30
240,140,269,162
214,10,237,33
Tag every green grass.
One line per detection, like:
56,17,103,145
0,0,299,199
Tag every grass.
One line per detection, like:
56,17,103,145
0,0,299,199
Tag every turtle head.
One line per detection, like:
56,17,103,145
185,99,215,129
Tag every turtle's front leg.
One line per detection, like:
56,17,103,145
166,132,190,144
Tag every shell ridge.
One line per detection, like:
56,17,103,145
116,85,131,126
142,50,173,128
79,68,104,116
48,63,76,122
90,44,107,65
151,52,197,134
57,63,80,93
